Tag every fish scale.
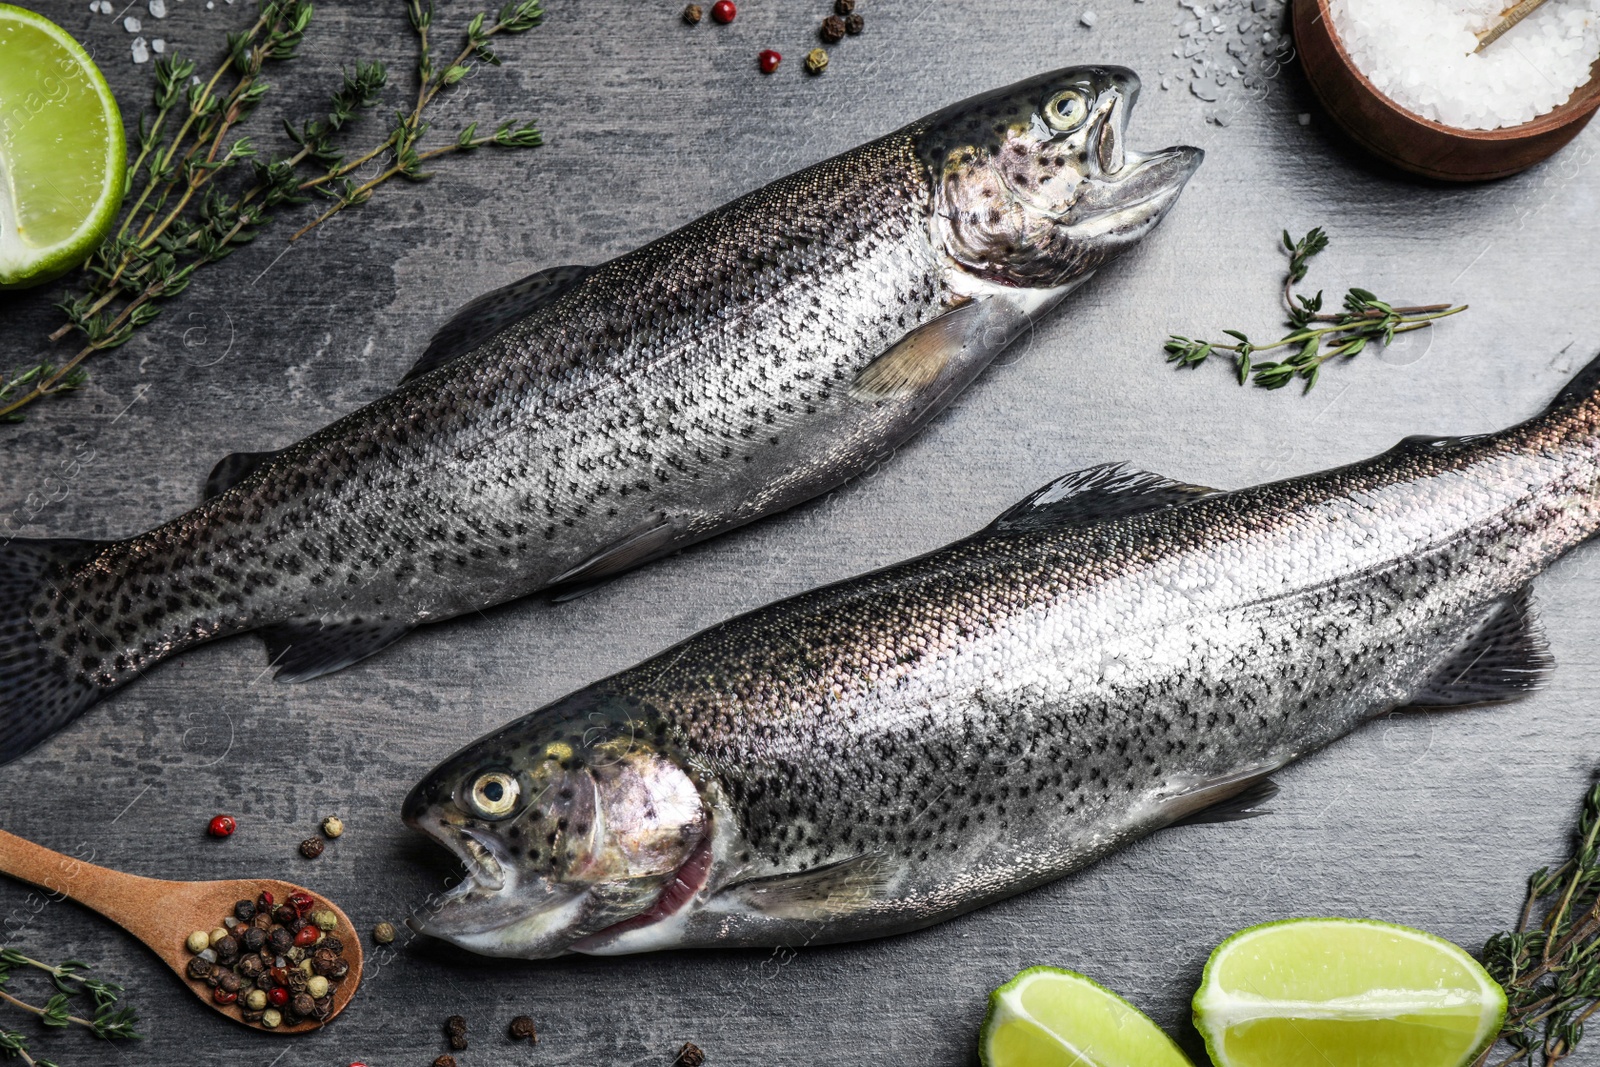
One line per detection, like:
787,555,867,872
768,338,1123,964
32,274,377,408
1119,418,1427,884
0,66,1200,764
405,372,1597,957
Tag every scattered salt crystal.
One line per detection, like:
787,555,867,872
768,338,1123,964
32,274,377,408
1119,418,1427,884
152,38,165,52
149,0,166,16
1081,10,1098,28
131,36,149,63
124,15,141,32
206,1,214,7
1298,112,1312,124
1330,0,1600,130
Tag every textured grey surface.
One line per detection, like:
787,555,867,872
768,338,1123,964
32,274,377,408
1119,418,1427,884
2,1,1599,1065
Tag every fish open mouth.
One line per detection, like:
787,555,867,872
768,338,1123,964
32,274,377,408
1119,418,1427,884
453,827,507,891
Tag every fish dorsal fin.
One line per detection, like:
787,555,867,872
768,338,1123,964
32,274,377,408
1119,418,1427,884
851,297,990,399
724,854,894,921
203,448,284,500
1408,586,1553,707
985,463,1219,534
402,263,593,384
259,616,415,683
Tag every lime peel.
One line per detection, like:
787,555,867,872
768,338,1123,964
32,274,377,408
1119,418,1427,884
0,3,126,289
979,966,1194,1067
1193,917,1507,1067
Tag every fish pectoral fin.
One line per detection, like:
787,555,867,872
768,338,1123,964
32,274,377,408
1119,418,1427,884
985,463,1220,534
1166,777,1279,827
260,616,415,683
203,448,285,500
1407,585,1553,708
850,297,990,399
548,517,680,588
403,264,593,384
722,854,894,921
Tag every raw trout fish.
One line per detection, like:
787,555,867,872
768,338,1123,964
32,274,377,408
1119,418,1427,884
0,67,1200,765
405,356,1600,958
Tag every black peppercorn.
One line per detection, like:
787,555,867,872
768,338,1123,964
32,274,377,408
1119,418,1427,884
834,0,854,12
242,1009,265,1024
312,995,333,1020
299,837,325,859
234,899,256,922
682,3,701,23
285,969,310,993
241,927,266,952
214,934,239,961
253,911,273,931
218,971,242,995
445,1014,468,1050
675,1042,706,1067
291,992,316,1018
238,955,265,979
186,957,213,980
320,935,343,955
273,905,297,925
434,1057,458,1067
844,12,863,33
508,1015,537,1041
256,972,277,991
820,14,845,42
268,928,294,954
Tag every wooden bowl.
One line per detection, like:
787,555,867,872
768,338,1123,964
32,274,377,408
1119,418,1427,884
1294,0,1600,181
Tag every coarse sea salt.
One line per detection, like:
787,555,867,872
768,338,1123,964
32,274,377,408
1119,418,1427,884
1330,0,1600,130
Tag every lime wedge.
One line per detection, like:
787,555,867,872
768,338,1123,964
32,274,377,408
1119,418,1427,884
0,3,125,290
1192,918,1507,1067
979,966,1195,1067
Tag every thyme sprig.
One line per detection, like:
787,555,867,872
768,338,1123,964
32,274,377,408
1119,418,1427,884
1,0,545,424
0,949,140,1065
1479,778,1600,1066
1164,227,1468,393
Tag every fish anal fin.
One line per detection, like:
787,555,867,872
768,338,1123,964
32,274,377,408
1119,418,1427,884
850,298,989,400
549,518,679,589
725,854,894,921
260,616,414,683
204,449,283,500
987,463,1219,534
1407,586,1553,708
404,264,592,384
1168,777,1279,827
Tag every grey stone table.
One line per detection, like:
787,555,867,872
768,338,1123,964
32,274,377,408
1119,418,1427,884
3,1,1599,1064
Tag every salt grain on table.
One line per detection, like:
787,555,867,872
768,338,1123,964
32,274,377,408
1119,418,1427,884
1081,10,1098,27
152,38,165,53
124,15,141,32
149,0,167,17
131,36,149,63
1330,0,1600,130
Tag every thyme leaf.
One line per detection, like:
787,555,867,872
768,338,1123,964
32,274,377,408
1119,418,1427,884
1478,777,1600,1066
0,950,140,1063
2,0,545,424
1164,227,1467,394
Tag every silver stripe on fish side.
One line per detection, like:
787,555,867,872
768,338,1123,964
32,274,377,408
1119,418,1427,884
402,354,1600,959
0,67,1201,765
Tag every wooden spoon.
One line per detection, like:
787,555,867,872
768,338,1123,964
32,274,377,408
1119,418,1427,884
0,828,361,1034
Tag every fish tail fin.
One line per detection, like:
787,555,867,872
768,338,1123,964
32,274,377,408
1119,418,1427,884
1545,349,1600,413
0,537,113,765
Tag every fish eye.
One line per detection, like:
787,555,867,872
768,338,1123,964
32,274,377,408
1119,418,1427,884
1044,89,1091,132
467,771,520,819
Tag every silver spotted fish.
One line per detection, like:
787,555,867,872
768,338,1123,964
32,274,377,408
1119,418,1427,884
0,67,1200,764
403,356,1600,957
